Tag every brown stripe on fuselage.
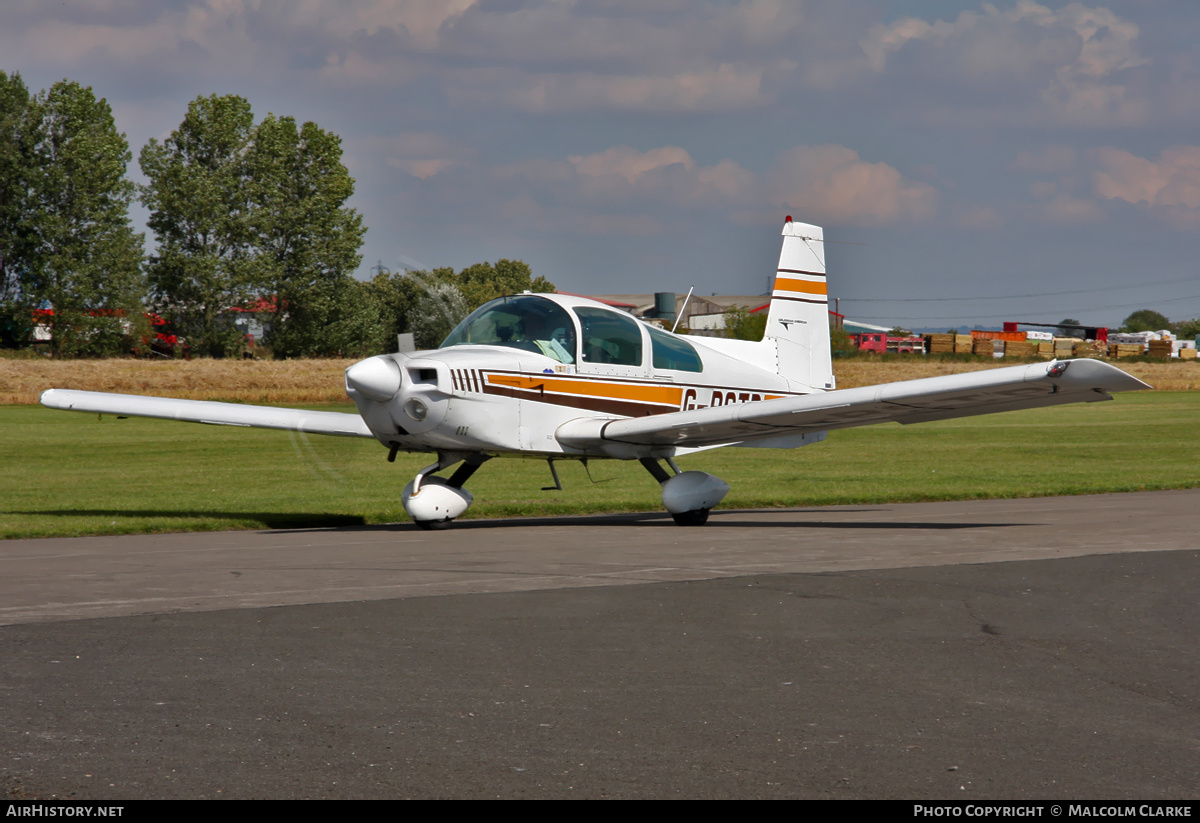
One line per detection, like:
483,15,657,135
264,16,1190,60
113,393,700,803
487,372,685,407
483,383,670,417
477,372,802,418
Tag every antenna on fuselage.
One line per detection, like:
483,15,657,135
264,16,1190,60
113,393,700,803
671,286,695,333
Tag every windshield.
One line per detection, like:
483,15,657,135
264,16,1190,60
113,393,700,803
440,295,577,364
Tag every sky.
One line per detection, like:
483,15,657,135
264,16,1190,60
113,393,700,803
4,0,1200,330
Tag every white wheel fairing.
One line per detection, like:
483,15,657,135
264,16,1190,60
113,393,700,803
402,476,474,523
660,471,729,515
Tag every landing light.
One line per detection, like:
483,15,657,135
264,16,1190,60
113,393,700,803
404,398,429,422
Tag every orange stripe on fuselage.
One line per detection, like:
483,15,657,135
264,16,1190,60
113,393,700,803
773,277,827,295
486,373,684,407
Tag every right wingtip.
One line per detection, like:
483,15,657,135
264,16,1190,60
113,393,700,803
1059,358,1152,392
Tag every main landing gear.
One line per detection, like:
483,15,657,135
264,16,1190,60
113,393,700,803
401,452,489,530
639,457,730,526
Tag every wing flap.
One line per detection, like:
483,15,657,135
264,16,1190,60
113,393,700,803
40,389,374,438
559,359,1149,451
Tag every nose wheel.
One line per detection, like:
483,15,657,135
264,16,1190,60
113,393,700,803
670,508,710,527
402,453,489,529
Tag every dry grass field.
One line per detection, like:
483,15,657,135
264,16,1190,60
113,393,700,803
1,356,352,405
1,354,1195,405
833,358,1197,391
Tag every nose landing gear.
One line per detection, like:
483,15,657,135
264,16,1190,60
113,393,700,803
402,452,490,530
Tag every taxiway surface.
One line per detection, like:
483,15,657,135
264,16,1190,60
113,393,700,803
2,491,1197,799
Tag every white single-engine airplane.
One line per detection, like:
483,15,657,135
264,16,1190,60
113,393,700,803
41,217,1150,528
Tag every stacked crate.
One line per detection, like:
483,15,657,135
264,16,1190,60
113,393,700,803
1108,343,1143,358
1004,339,1037,358
1147,339,1173,358
923,333,955,353
1053,338,1077,359
973,338,997,356
955,334,973,353
1181,347,1198,360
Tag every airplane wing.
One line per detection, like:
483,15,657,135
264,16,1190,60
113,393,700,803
39,389,374,438
556,359,1150,452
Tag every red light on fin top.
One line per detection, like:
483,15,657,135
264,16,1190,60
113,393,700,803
785,215,792,222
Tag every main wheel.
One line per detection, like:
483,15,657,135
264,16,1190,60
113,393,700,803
414,518,453,531
671,508,710,526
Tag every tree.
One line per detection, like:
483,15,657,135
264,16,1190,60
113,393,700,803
19,80,144,356
1057,318,1083,339
406,272,470,350
385,260,554,351
0,71,30,344
830,323,856,355
723,305,766,341
140,95,256,357
362,268,425,352
1174,317,1200,340
1121,309,1170,333
142,99,372,358
245,115,367,357
456,259,555,312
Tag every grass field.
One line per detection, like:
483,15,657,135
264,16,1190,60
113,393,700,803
3,391,1197,539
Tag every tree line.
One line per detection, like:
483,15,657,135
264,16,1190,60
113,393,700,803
0,73,552,358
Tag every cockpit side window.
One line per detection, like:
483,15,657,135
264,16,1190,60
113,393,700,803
440,295,577,364
648,326,703,372
573,307,644,367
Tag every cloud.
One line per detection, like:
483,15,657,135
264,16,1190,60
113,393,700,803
768,144,938,225
471,143,936,232
859,2,1150,126
1013,145,1077,174
1010,144,1200,227
445,63,768,112
957,205,1005,229
1041,193,1103,223
351,132,477,179
488,145,755,212
1092,146,1200,226
0,1,473,91
568,146,695,184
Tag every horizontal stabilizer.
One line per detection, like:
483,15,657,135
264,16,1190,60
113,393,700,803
557,359,1149,453
40,389,373,438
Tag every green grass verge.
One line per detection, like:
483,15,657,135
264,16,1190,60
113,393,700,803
3,391,1198,538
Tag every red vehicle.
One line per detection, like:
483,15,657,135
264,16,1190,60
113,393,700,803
852,332,925,354
31,308,183,356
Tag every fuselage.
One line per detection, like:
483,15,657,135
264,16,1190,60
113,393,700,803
344,292,818,458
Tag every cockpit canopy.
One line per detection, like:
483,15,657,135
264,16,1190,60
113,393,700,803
440,294,704,372
441,295,577,364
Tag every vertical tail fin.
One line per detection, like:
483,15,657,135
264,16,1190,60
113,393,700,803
764,217,834,390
